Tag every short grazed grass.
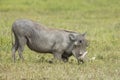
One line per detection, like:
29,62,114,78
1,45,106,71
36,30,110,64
0,0,120,80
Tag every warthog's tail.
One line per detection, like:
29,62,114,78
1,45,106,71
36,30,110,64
11,29,14,47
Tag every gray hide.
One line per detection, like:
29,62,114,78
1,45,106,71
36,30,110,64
12,19,88,63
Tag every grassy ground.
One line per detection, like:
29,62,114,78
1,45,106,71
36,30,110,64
0,0,120,80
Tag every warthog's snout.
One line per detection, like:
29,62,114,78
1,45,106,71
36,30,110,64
78,51,88,64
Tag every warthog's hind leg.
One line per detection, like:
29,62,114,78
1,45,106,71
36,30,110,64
12,35,19,62
18,36,27,61
12,42,19,62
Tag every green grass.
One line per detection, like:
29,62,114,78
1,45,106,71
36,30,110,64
0,0,120,80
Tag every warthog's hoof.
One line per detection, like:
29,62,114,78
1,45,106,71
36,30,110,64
48,60,53,64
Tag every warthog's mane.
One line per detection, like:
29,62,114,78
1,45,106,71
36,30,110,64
63,30,77,34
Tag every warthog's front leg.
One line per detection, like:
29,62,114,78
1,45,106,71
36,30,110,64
62,56,68,62
53,52,63,60
50,52,63,63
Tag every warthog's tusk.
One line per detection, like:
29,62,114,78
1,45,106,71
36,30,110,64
79,51,88,59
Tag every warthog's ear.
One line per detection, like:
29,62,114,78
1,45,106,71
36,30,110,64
82,32,86,37
69,34,76,41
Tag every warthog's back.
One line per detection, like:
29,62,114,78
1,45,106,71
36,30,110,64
12,19,70,53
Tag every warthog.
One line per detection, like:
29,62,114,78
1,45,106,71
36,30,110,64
12,19,88,63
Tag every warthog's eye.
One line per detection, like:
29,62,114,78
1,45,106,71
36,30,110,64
79,40,82,43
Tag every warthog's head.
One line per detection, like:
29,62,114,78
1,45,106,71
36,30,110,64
69,33,88,64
